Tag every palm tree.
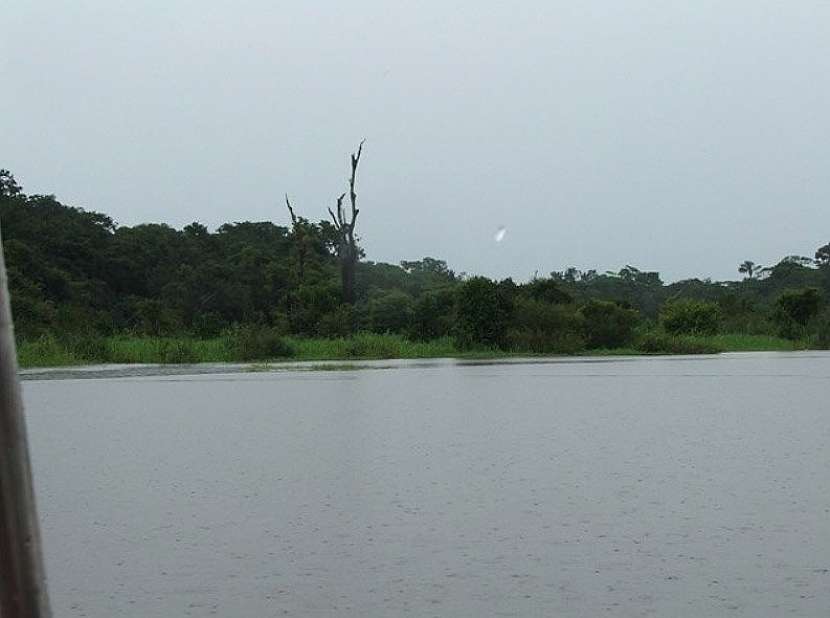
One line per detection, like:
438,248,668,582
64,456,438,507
738,260,761,279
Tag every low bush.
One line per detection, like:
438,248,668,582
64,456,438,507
59,333,112,363
224,326,294,361
455,277,513,349
774,313,806,341
579,300,640,349
776,288,822,325
774,288,823,340
505,298,585,353
660,299,721,336
409,287,456,341
317,305,356,338
367,290,414,334
191,311,225,337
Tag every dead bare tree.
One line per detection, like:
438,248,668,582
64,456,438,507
284,194,307,283
327,140,365,305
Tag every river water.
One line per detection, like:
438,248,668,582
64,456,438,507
21,353,830,617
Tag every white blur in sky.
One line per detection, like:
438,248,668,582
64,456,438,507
2,1,829,282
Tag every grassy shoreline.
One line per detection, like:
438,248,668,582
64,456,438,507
16,332,810,369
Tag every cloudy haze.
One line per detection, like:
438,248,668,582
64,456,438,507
3,1,829,282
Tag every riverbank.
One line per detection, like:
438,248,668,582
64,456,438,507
16,332,808,369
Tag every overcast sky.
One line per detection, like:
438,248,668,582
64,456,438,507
3,1,829,282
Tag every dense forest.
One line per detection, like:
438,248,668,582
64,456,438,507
1,168,829,364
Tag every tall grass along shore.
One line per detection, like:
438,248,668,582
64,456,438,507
17,330,807,369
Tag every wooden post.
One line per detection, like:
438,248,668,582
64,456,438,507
0,226,52,617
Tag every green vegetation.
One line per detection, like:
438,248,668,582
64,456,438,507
3,168,830,368
702,334,804,352
289,333,459,360
660,299,722,336
16,332,462,368
773,288,823,340
15,331,809,369
579,300,639,349
816,312,830,350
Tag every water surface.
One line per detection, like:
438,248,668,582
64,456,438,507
23,353,830,616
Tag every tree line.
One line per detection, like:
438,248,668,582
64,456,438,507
1,166,829,356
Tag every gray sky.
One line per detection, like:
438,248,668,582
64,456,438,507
3,1,829,282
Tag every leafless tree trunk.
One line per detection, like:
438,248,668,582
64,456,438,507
284,194,306,283
0,226,52,618
327,140,364,305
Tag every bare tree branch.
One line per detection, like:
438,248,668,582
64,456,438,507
285,194,298,225
347,139,365,231
328,193,346,231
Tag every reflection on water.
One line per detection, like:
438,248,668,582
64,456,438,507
23,353,830,617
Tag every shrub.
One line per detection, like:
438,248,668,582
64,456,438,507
773,313,804,341
410,287,455,340
288,282,342,334
505,298,585,353
132,298,182,335
318,305,356,338
367,290,413,334
660,299,721,335
579,300,640,348
773,288,822,339
717,295,772,335
269,311,291,334
455,277,513,349
60,333,112,363
9,291,56,340
225,325,294,361
191,311,225,337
